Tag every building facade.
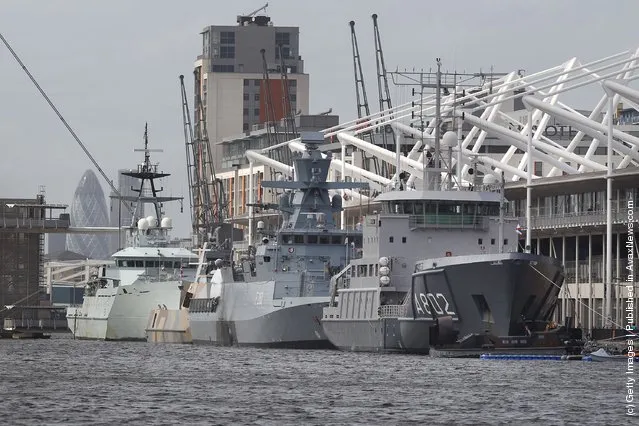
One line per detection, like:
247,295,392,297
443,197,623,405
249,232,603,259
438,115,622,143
194,13,310,172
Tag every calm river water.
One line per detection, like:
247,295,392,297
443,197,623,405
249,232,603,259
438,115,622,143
0,334,635,425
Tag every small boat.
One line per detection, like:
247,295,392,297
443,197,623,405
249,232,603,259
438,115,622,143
589,348,639,362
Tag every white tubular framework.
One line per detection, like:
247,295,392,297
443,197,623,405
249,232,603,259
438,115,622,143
247,48,639,190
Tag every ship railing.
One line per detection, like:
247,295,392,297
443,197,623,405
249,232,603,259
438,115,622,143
329,264,353,306
528,207,639,230
378,304,408,318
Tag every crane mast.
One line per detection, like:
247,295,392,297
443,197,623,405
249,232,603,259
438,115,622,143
261,48,289,169
372,13,397,167
349,20,383,177
181,73,224,246
278,43,298,141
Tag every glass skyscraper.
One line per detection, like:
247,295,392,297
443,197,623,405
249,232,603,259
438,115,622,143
66,169,110,260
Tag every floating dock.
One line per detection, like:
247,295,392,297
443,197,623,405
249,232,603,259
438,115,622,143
480,354,592,361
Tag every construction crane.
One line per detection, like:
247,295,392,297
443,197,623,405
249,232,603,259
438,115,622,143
180,73,225,246
0,32,134,217
349,21,383,177
372,13,397,165
260,48,289,169
278,43,298,142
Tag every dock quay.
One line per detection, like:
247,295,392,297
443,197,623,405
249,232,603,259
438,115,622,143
2,306,69,335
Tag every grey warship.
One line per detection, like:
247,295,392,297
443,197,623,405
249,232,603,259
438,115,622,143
321,146,570,354
187,132,366,348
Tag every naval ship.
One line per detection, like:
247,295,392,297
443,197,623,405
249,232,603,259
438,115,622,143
186,132,366,348
321,156,574,355
66,128,198,340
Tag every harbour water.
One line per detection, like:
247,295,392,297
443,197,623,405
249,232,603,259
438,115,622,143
0,334,634,425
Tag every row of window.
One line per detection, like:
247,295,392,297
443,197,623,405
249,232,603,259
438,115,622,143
212,64,234,72
356,263,380,278
116,260,195,269
477,238,509,246
244,79,297,87
382,201,501,216
242,93,297,102
281,234,344,245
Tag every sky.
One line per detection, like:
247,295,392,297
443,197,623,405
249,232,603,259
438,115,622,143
2,0,639,238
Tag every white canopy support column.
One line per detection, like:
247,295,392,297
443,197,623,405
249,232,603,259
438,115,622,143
245,150,294,177
603,85,615,327
248,161,254,247
336,132,424,178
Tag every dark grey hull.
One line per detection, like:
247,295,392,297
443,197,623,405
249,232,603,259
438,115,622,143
323,252,563,354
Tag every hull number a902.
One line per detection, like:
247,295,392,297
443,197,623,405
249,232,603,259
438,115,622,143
414,292,457,318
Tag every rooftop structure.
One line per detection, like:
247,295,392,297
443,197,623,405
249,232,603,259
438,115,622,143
194,10,310,172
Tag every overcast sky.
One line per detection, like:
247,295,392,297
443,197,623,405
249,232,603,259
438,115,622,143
2,0,638,238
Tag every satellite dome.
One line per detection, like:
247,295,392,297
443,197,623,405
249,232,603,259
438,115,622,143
146,216,157,227
257,221,265,230
137,218,149,230
160,217,173,228
378,257,389,267
441,131,457,148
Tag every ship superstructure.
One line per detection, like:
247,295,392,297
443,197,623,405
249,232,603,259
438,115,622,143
187,132,366,347
66,126,198,340
321,179,567,353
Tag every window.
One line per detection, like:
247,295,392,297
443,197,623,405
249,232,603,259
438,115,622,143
243,123,249,131
320,236,330,244
288,80,297,88
276,46,290,59
294,235,304,244
254,79,261,86
504,239,509,245
491,238,495,245
254,93,260,101
533,161,542,177
478,238,483,245
389,236,394,243
220,31,235,44
289,66,297,74
243,108,249,115
263,256,271,262
402,237,407,243
244,79,250,86
275,32,291,45
212,64,234,72
243,93,249,101
220,45,235,59
254,108,260,116
308,235,318,244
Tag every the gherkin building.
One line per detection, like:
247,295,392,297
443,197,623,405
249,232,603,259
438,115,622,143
66,169,110,259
